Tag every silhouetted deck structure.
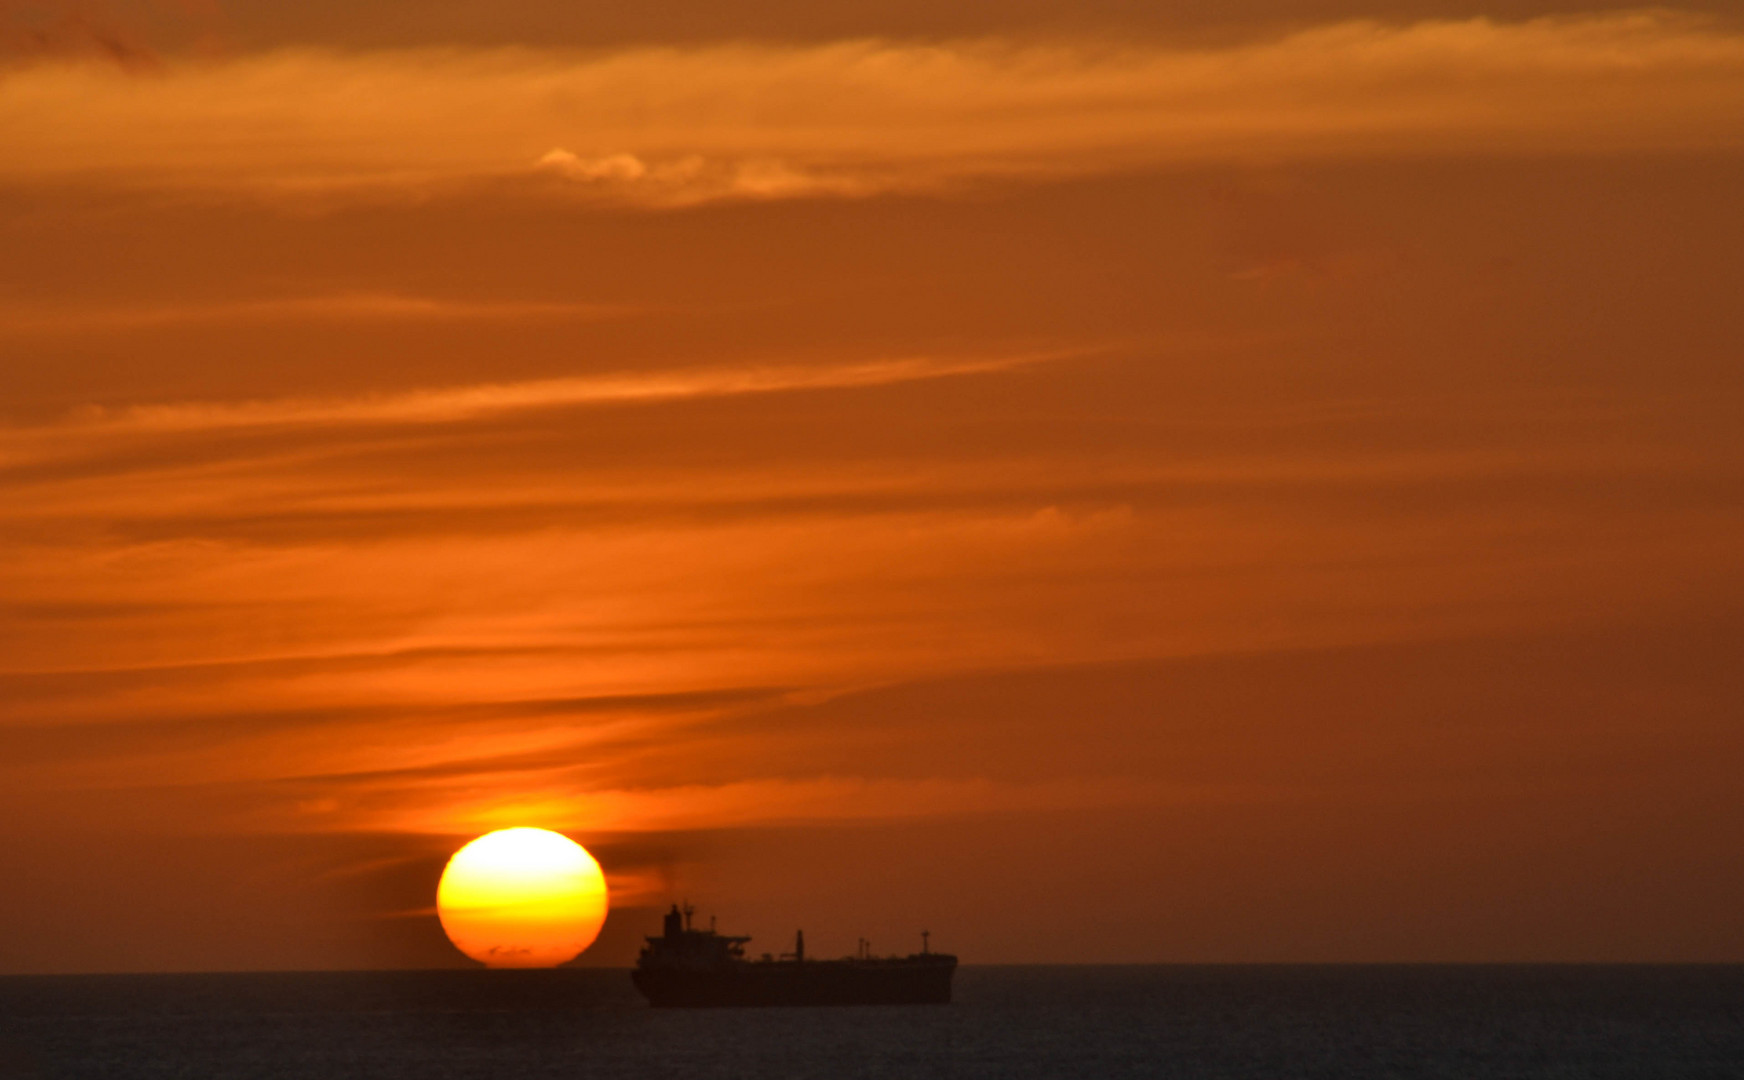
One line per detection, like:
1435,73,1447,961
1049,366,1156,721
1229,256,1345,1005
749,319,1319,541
631,903,957,1007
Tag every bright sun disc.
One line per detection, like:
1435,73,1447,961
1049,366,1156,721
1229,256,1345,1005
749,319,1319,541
437,827,609,968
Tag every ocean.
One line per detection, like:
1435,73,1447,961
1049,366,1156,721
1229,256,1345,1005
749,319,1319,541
1,966,1739,1079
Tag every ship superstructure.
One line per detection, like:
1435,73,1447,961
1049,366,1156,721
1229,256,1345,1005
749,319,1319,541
632,903,957,1007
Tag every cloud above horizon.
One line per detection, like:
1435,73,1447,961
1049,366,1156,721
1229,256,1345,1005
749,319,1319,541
3,13,1742,203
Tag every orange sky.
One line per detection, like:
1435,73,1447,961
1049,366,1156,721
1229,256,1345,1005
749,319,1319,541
1,0,1742,971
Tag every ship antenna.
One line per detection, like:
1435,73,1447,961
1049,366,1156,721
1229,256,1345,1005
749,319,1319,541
710,914,716,933
922,930,930,955
683,900,694,931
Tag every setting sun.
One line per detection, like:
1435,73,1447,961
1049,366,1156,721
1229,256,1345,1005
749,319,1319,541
436,828,609,968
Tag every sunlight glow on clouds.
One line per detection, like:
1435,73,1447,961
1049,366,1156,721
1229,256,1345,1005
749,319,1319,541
0,350,1071,470
3,3,1743,970
2,14,1741,201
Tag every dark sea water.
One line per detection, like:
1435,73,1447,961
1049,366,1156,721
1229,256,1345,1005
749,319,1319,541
1,966,1739,1080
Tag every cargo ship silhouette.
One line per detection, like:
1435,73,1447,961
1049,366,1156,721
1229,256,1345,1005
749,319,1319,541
632,903,957,1007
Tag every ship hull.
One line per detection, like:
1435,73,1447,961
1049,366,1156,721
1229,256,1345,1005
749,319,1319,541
633,958,956,1007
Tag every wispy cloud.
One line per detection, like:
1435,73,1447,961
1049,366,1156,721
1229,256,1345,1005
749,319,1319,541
3,378,1739,847
2,14,1741,202
0,351,1065,459
0,293,630,332
346,775,1174,836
